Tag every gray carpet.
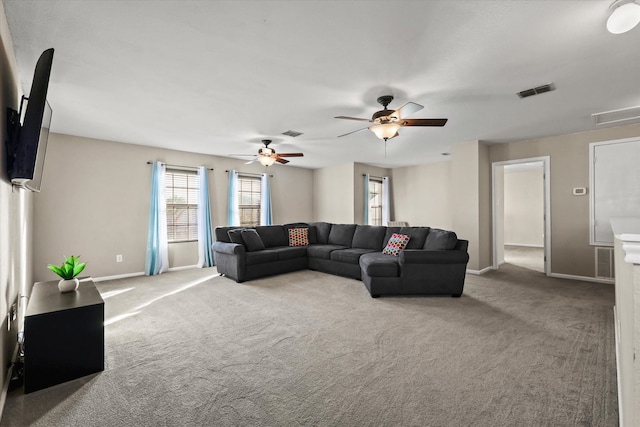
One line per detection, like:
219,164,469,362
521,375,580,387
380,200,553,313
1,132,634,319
1,265,618,426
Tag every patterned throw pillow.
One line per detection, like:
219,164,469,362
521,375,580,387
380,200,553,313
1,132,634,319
288,227,309,247
382,233,410,256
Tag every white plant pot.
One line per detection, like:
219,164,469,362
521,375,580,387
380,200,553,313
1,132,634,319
58,278,79,293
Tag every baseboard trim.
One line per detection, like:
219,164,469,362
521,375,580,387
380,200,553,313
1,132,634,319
549,272,614,284
504,243,544,248
0,344,19,421
94,265,200,282
466,266,493,275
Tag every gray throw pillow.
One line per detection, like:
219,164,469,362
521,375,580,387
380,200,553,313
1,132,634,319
241,229,266,252
227,229,245,245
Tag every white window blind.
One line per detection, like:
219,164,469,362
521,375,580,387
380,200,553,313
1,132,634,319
238,175,261,227
165,169,199,242
368,178,383,226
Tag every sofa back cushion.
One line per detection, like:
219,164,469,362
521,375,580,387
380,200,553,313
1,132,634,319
227,229,245,245
352,225,386,250
215,226,234,243
424,228,458,250
328,224,357,246
256,226,288,247
310,222,332,244
382,227,401,248
399,227,430,249
241,229,266,251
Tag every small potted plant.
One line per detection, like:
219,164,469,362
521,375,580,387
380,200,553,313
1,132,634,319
47,255,87,293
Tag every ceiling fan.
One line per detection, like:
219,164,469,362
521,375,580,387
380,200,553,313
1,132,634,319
231,140,304,167
335,95,447,141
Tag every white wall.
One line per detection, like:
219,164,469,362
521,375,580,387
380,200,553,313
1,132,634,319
504,167,544,247
313,163,354,223
33,133,314,281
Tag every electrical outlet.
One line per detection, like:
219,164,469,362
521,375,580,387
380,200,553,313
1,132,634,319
116,254,123,263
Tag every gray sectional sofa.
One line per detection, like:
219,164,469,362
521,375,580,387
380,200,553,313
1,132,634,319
213,222,469,298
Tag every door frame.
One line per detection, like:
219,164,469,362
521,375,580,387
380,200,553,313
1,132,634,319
491,156,551,275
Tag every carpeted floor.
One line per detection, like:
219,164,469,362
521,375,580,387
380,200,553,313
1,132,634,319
1,265,618,426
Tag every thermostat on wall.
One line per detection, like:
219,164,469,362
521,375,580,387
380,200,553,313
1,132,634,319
573,187,587,196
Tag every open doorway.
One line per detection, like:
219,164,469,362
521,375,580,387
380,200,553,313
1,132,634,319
492,157,551,275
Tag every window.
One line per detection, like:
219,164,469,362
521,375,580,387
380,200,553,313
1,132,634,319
165,169,199,242
368,178,383,226
238,175,261,227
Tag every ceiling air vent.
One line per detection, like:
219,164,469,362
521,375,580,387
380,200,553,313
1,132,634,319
592,105,640,126
282,130,303,137
517,83,555,99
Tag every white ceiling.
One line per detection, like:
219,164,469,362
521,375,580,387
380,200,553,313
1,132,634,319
3,0,640,169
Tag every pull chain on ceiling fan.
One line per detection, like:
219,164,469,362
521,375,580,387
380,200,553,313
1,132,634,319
335,95,447,141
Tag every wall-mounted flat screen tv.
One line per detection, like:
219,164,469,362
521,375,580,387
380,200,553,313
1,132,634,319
8,48,54,192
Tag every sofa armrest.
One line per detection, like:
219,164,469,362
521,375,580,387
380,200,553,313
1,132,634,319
399,249,469,265
212,241,246,255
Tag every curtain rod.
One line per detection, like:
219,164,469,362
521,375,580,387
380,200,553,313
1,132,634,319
147,161,213,171
225,170,273,178
362,174,385,179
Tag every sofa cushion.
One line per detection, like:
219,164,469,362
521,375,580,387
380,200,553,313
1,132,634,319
284,223,317,244
288,227,310,247
328,224,357,246
382,233,410,256
359,253,400,277
399,227,430,249
310,222,332,244
424,229,458,250
245,249,278,265
330,248,377,264
306,244,348,260
352,225,386,250
256,226,288,247
271,246,308,261
241,229,266,252
227,229,245,245
215,227,234,243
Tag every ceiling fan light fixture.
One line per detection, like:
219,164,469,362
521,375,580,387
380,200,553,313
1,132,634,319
607,0,640,34
370,123,401,141
258,155,276,167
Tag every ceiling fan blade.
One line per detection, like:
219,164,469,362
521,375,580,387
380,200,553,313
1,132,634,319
278,153,304,157
401,118,448,127
391,102,424,120
335,116,372,122
229,154,256,157
337,126,369,138
276,157,289,164
245,157,258,164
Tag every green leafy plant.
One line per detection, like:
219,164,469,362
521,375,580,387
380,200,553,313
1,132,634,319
47,255,86,280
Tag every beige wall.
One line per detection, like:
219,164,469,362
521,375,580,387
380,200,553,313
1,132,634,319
390,161,453,229
451,140,492,271
504,168,544,247
0,5,31,399
313,163,354,223
33,134,314,281
489,122,640,278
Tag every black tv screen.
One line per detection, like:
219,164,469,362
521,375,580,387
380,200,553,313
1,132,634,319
10,48,54,192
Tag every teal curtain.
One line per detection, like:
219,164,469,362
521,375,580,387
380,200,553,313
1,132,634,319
260,173,273,225
227,170,239,226
197,167,215,268
363,173,370,225
145,161,169,275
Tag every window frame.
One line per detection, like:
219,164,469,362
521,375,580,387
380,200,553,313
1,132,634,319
368,178,383,226
165,168,199,243
237,174,262,227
